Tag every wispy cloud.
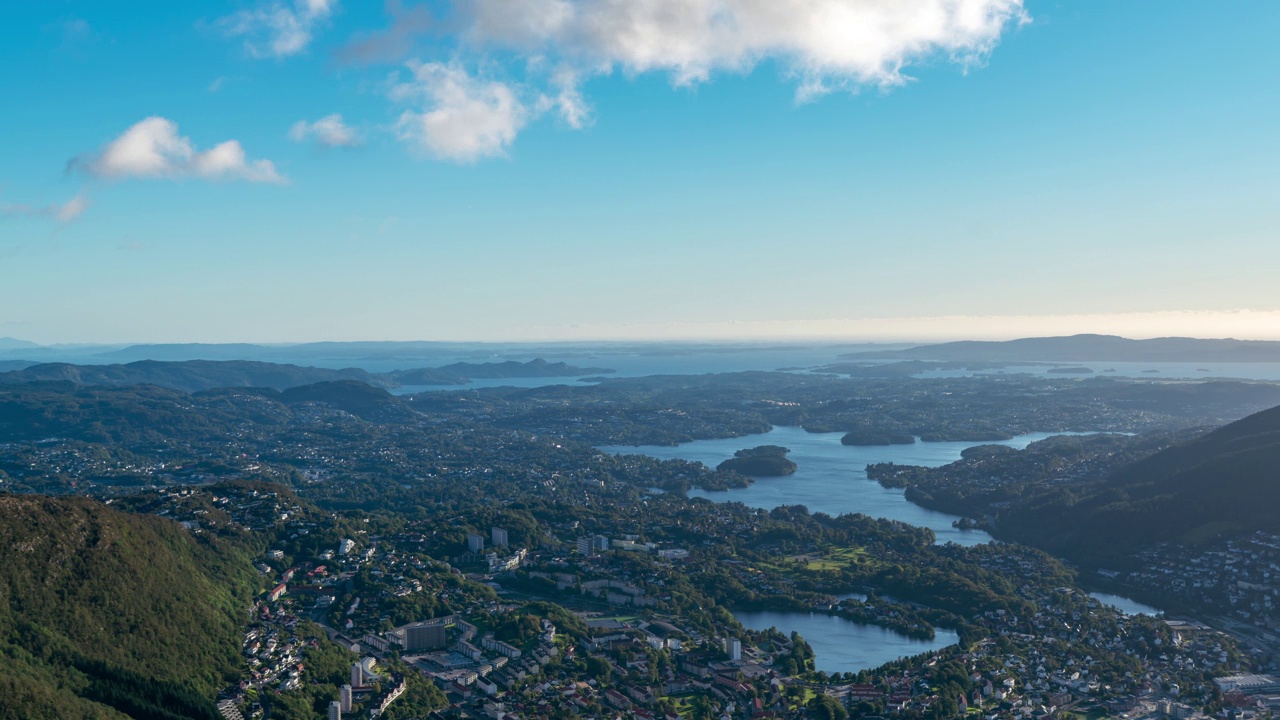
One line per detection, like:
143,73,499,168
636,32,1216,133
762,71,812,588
534,67,592,129
288,114,361,147
335,0,432,66
391,62,529,163
74,117,286,184
219,0,336,59
1,192,89,224
59,17,93,43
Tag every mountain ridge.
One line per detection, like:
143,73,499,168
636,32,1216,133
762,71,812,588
0,336,42,351
0,358,614,393
845,334,1280,363
997,403,1280,563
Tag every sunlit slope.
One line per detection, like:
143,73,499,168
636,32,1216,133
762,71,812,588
0,495,259,720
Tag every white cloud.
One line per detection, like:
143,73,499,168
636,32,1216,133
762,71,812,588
220,0,336,59
80,117,285,184
0,192,89,224
461,0,1027,92
391,62,529,162
289,114,361,147
380,0,1025,161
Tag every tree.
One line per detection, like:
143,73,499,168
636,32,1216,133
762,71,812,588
690,694,716,720
585,657,612,685
808,694,850,720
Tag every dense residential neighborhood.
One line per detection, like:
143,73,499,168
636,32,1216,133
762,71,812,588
115,480,1254,720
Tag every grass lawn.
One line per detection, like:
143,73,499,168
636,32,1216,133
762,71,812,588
671,692,713,718
796,546,869,571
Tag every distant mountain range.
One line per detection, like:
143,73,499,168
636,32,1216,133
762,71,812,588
0,360,383,393
0,358,612,393
0,340,902,370
845,334,1280,363
7,335,1280,365
0,336,41,351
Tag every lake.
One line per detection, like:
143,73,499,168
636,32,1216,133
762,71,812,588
733,609,960,674
1089,592,1162,616
602,426,1093,546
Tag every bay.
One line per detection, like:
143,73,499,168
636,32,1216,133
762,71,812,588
603,426,1095,546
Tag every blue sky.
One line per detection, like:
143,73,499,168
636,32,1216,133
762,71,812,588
2,1,1278,344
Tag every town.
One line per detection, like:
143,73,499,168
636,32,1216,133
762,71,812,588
117,478,1258,720
2,375,1278,720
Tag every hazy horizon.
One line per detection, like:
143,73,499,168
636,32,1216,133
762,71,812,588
6,308,1280,347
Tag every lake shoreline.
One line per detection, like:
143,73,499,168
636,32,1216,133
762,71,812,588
605,424,1181,673
602,425,1091,546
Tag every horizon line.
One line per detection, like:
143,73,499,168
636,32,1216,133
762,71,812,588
7,309,1280,347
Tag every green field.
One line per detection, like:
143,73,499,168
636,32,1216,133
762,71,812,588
793,546,869,571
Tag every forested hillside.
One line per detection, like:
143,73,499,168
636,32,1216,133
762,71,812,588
0,495,261,720
999,404,1280,563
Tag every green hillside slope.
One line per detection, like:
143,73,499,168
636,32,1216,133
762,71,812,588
0,495,260,720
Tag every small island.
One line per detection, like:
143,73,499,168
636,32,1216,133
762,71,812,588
959,444,1019,460
841,429,916,446
717,445,797,476
1047,366,1094,374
